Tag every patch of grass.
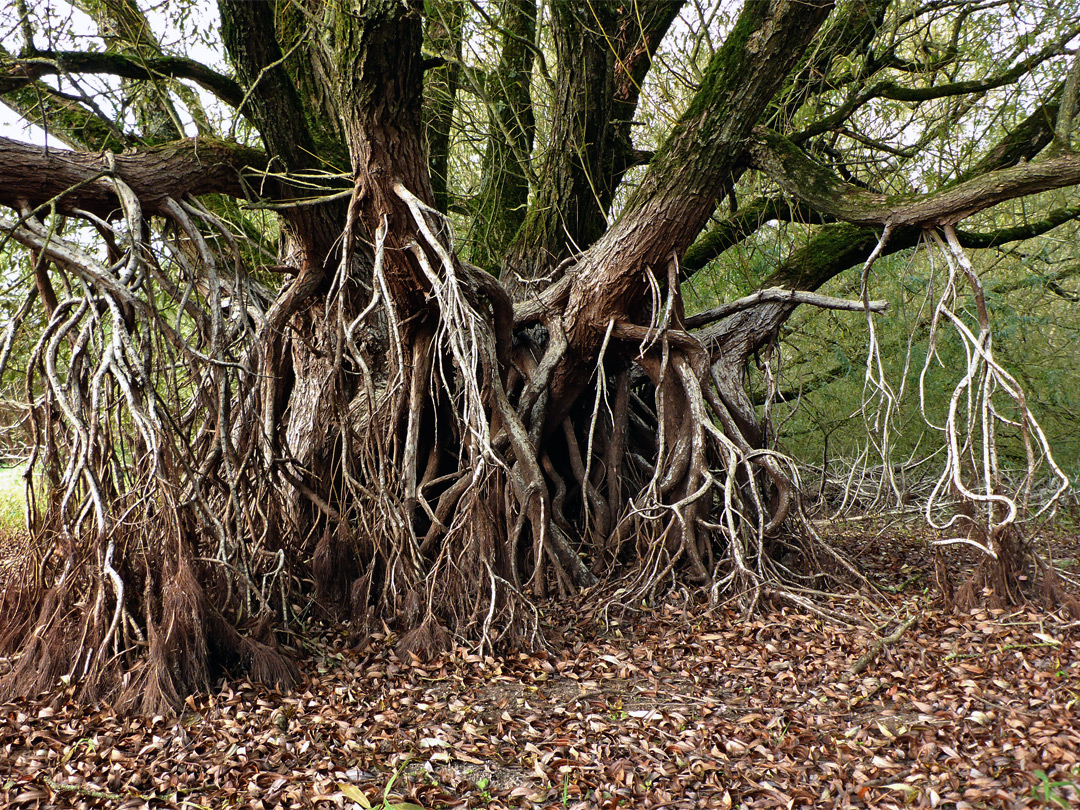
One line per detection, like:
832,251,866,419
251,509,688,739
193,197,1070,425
0,463,27,531
1031,767,1080,809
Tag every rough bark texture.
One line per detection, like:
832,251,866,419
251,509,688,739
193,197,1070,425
0,135,265,215
423,0,464,211
554,0,836,417
500,0,620,287
749,127,1080,227
501,1,683,291
466,0,536,271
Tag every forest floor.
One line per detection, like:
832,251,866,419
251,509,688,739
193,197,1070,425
1,513,1079,810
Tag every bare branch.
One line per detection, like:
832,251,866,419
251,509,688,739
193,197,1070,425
685,287,887,329
0,50,245,108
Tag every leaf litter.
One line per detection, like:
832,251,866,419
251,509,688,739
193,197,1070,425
1,520,1079,809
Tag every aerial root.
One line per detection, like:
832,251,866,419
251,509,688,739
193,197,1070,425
917,228,1069,608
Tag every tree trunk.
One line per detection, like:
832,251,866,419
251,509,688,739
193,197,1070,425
466,0,536,271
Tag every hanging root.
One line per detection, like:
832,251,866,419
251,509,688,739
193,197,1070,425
564,254,865,618
0,182,297,711
912,227,1069,609
1,171,882,703
308,181,873,653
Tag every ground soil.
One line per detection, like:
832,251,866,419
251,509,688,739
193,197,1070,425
1,513,1078,809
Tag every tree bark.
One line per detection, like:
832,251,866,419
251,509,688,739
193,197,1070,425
748,126,1080,227
0,135,266,216
466,0,536,271
553,0,835,419
501,1,683,290
423,0,464,211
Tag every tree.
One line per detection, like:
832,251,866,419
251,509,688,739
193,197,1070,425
0,0,1076,711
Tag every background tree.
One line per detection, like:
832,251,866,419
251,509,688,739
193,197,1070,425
0,0,1077,711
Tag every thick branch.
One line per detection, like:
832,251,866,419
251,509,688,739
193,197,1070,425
217,0,319,173
678,84,1076,283
423,0,465,211
466,0,536,270
749,127,1080,227
681,195,827,275
501,1,683,285
500,0,620,283
0,50,245,108
701,205,1080,364
556,0,835,406
0,136,267,217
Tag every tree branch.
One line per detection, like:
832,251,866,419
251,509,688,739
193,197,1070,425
0,50,244,108
682,195,828,275
792,33,1075,145
0,136,267,217
550,0,835,423
748,126,1080,227
217,0,320,173
849,614,920,675
685,287,887,329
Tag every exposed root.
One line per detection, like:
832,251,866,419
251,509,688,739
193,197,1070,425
0,184,297,710
1,171,885,707
919,227,1069,608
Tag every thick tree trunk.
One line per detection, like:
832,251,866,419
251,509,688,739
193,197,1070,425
501,1,682,292
423,0,464,211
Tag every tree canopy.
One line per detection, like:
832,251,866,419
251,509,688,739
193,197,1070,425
0,0,1077,712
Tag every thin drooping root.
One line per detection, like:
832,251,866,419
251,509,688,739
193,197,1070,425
915,227,1069,607
2,171,877,696
575,279,862,617
311,181,863,647
310,183,553,652
0,180,298,709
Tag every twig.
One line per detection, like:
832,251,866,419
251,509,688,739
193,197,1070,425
850,613,920,674
876,572,923,594
40,774,127,801
943,641,1063,662
39,773,198,803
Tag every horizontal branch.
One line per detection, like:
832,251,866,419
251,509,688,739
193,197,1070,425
683,88,1074,281
700,203,1080,366
748,127,1080,227
767,204,1080,296
0,50,244,108
862,36,1068,106
684,287,887,329
0,136,267,217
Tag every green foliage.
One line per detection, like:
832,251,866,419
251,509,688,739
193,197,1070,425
0,463,25,530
